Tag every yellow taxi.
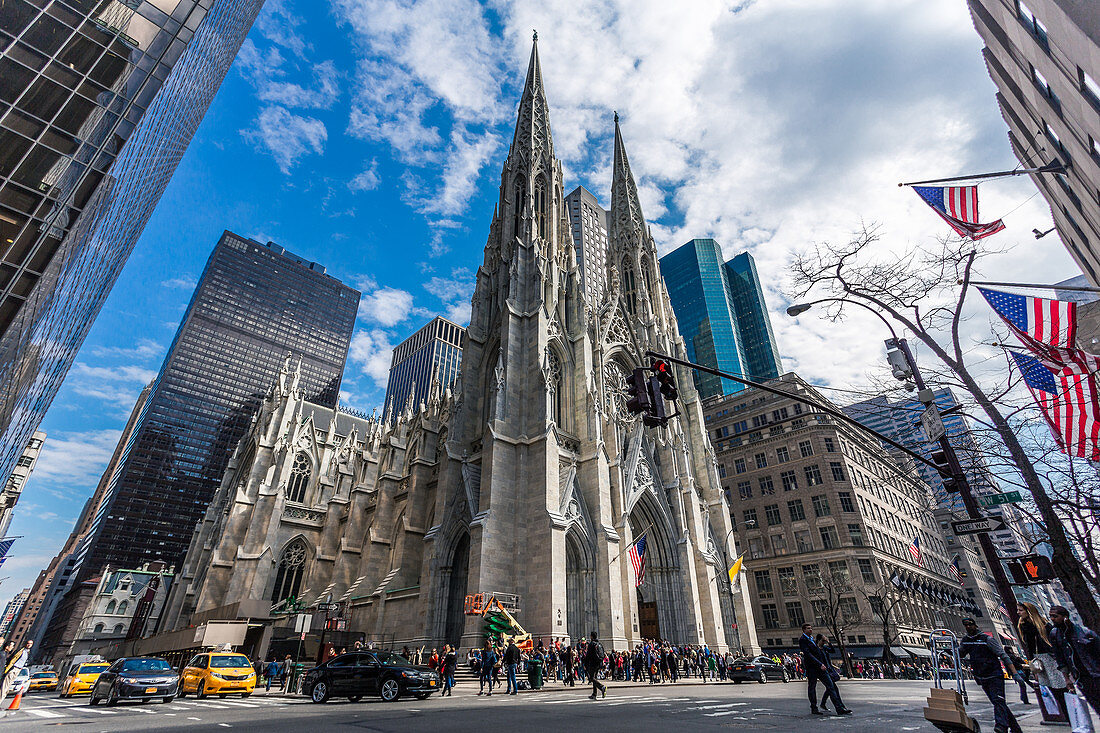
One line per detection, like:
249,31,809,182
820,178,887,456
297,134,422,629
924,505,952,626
179,652,255,698
28,671,59,692
59,662,110,697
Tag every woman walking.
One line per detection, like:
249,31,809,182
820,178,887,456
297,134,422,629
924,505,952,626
441,644,457,697
1018,601,1067,715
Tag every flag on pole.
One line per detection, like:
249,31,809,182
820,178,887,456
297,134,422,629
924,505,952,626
628,536,647,587
727,554,744,584
908,536,925,567
0,538,14,562
913,185,1006,240
949,555,964,585
998,602,1011,620
978,288,1077,349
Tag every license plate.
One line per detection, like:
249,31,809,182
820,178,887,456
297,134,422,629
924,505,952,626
145,687,158,694
429,680,436,686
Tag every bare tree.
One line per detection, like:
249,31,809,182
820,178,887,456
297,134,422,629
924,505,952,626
790,226,1100,631
859,575,909,679
804,565,863,676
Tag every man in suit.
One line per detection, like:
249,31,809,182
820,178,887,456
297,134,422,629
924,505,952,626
799,623,851,716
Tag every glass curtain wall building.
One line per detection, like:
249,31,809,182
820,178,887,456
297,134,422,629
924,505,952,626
71,231,358,576
383,316,464,421
0,0,265,493
659,239,782,398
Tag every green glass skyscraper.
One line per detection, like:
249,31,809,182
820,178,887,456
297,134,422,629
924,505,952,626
659,239,782,398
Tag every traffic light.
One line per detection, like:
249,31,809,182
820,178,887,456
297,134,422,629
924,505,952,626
644,376,665,428
652,360,679,403
625,368,650,415
930,449,961,493
1008,555,1055,584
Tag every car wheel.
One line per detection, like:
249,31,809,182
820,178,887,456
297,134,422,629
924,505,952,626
782,670,790,683
310,681,330,704
106,686,118,706
380,678,401,702
197,681,207,699
162,696,174,704
241,692,252,699
758,670,767,684
734,679,742,684
178,687,188,698
348,695,362,702
89,691,100,706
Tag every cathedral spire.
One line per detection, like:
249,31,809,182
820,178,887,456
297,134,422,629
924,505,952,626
610,114,648,248
508,32,553,163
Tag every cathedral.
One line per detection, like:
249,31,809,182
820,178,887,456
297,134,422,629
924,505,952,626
160,36,759,654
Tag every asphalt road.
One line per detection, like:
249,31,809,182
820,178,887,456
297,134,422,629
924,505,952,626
0,679,1061,732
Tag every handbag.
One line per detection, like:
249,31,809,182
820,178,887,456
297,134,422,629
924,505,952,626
1067,692,1095,733
1030,658,1045,674
828,666,841,682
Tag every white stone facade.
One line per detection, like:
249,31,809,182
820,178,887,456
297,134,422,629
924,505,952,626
161,38,757,654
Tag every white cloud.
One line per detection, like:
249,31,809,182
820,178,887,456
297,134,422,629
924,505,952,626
423,267,474,326
258,60,340,109
89,338,162,360
161,276,196,290
348,329,396,388
30,429,122,488
245,106,327,173
349,162,381,192
360,286,414,326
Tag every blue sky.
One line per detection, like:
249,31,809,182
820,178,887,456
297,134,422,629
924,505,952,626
0,0,1083,611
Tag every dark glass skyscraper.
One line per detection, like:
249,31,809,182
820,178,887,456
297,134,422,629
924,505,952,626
659,239,782,398
73,231,358,575
383,316,464,420
0,0,264,494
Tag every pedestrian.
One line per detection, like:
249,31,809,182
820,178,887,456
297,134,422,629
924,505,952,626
584,631,606,700
264,658,279,691
1017,601,1068,716
1,639,30,705
1048,604,1100,718
814,633,846,713
280,655,293,692
441,644,457,697
799,624,851,716
504,638,520,695
0,640,13,705
959,617,1028,733
1005,646,1030,704
478,641,497,696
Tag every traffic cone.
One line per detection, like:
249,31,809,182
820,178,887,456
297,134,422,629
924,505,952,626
6,691,21,711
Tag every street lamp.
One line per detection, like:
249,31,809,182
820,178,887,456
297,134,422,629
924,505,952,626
717,519,755,655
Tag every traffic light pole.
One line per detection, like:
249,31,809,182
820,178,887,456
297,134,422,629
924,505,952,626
890,339,1019,624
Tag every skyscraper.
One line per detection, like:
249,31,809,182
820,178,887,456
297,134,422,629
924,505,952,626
0,429,44,537
965,0,1100,283
0,0,265,497
383,316,464,419
0,588,29,637
564,185,609,304
73,231,358,577
659,239,782,398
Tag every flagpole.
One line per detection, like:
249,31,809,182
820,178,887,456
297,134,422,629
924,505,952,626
897,161,1066,187
608,526,650,566
965,279,1100,294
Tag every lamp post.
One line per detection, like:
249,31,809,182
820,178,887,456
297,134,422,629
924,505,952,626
716,520,755,656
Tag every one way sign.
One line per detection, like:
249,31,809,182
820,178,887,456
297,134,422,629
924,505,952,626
951,517,1007,535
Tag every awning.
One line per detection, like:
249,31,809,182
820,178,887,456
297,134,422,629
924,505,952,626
845,646,884,658
888,646,910,658
904,646,933,658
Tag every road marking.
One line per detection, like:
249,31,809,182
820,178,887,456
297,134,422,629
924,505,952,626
704,712,750,718
26,709,66,718
218,724,231,728
187,716,202,720
685,703,748,710
86,708,118,714
219,701,260,707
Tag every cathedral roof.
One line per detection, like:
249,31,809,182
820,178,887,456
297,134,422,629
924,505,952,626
610,114,650,253
507,33,554,164
299,403,375,440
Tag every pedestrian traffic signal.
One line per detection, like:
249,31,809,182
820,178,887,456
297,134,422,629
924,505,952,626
625,368,650,415
652,359,678,402
930,450,961,493
643,375,665,428
1007,554,1055,584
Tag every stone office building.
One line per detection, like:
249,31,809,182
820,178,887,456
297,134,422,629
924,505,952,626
704,375,975,660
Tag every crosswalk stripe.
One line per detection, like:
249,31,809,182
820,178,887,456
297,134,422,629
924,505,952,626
86,708,118,714
218,701,260,707
684,703,747,710
26,709,66,718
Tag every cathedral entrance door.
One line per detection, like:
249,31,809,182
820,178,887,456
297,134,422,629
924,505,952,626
639,601,660,640
444,534,470,648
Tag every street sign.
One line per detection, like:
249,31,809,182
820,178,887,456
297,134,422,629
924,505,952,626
951,517,1007,535
921,405,946,442
294,613,312,633
978,491,1022,508
316,602,338,612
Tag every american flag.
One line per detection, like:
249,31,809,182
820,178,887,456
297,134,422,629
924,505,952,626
628,536,647,587
949,555,964,585
998,602,1011,620
908,536,925,567
913,185,1006,240
0,538,14,561
1011,351,1100,460
979,288,1077,349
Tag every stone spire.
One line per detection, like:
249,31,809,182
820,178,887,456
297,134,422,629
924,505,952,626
508,32,554,165
609,114,652,259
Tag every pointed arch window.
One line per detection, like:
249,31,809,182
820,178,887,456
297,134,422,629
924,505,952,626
113,624,124,635
534,176,548,241
286,452,311,503
621,258,637,316
118,600,128,615
640,257,654,298
272,539,308,603
512,175,526,238
105,600,116,614
94,623,104,634
547,349,563,425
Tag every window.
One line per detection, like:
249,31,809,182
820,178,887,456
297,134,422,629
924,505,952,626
761,603,780,629
118,601,127,615
828,560,850,583
772,408,789,422
765,504,782,526
830,462,846,482
819,525,839,549
838,491,855,512
811,495,831,517
780,470,798,492
839,597,861,622
793,403,803,415
754,452,768,469
286,452,311,503
749,537,767,559
1082,68,1100,110
752,415,767,428
737,481,752,500
719,464,728,478
848,524,864,546
771,533,788,555
1031,64,1059,110
94,623,104,634
795,530,814,553
798,440,814,458
787,499,806,521
734,457,747,474
759,475,776,495
777,566,797,593
824,438,836,452
775,446,790,463
105,600,116,614
786,601,806,627
804,465,823,486
857,558,875,583
803,564,822,591
1017,0,1048,49
113,624,124,635
755,570,774,599
271,539,308,603
743,508,758,527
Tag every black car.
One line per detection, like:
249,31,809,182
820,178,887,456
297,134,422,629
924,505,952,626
304,651,438,703
727,655,790,684
89,657,179,705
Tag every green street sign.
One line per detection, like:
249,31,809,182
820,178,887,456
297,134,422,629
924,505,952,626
978,491,1022,507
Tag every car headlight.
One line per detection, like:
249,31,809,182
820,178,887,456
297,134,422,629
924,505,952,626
211,672,226,680
121,677,140,684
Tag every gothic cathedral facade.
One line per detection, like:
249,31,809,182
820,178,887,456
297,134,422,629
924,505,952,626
161,37,759,654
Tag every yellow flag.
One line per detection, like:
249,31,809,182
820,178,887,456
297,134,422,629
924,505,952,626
728,555,744,583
